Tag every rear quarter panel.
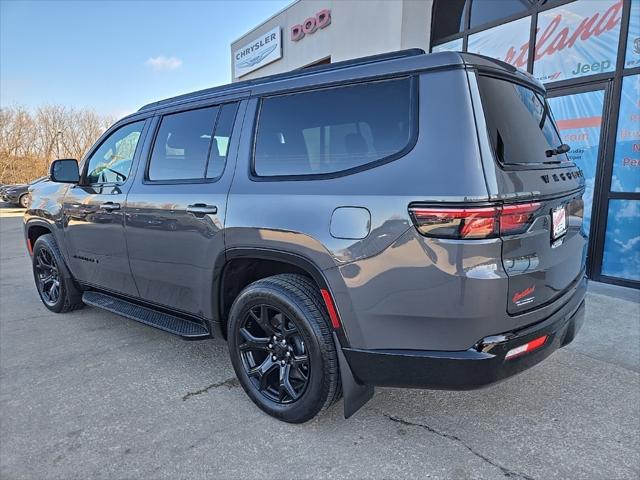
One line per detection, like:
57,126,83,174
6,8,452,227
226,70,491,348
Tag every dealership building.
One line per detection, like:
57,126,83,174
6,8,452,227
231,0,640,288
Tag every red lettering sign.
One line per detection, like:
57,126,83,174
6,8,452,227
291,9,331,42
502,0,622,69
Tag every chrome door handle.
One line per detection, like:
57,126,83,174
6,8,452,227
186,204,217,216
100,202,121,211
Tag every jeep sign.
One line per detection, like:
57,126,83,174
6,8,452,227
234,26,282,78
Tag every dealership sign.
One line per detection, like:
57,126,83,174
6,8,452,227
291,9,331,42
234,26,282,78
465,0,623,83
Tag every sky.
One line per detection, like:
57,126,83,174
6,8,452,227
0,0,291,118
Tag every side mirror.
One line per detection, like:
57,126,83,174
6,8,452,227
50,159,80,183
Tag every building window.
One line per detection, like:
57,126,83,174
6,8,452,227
611,75,640,193
469,0,532,29
602,200,640,281
431,38,463,53
624,0,640,69
548,90,606,236
254,78,415,177
533,0,623,83
467,16,531,69
431,0,467,42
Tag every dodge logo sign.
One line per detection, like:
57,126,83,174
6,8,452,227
291,9,331,42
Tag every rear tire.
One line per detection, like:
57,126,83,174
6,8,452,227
32,234,84,313
227,274,340,423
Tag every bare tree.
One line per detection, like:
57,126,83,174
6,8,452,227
0,105,115,184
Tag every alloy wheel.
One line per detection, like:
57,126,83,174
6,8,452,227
35,248,60,306
238,304,310,404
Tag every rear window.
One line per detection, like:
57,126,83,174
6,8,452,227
253,78,415,177
477,75,568,166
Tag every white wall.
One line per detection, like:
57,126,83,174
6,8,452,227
230,0,433,81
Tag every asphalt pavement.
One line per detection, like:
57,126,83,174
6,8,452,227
1,203,639,479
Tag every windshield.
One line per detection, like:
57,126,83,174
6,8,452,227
477,75,569,166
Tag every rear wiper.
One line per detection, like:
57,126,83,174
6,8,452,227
546,143,570,158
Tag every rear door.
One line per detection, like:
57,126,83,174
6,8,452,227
474,73,588,314
125,100,243,317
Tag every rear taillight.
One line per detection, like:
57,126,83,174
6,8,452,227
409,202,540,239
500,203,541,235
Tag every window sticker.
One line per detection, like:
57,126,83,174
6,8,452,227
548,90,606,235
534,0,623,83
611,75,640,193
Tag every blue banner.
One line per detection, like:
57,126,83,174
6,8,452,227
548,90,605,236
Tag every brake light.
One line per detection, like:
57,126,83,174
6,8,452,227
409,202,540,239
505,335,548,360
500,203,541,234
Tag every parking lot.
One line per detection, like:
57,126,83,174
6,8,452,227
0,202,638,480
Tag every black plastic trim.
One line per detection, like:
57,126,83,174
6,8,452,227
343,295,585,389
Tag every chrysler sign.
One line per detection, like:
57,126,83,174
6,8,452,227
234,26,282,78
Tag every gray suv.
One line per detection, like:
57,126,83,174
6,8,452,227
25,50,587,423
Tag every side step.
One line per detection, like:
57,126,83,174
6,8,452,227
82,291,210,339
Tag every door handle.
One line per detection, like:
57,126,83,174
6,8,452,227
100,202,121,212
186,204,218,216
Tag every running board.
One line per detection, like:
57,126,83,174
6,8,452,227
82,291,210,339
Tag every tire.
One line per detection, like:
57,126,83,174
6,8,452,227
31,234,84,313
227,273,341,423
18,193,29,208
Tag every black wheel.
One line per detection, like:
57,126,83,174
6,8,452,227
228,274,341,423
18,193,29,208
32,234,84,313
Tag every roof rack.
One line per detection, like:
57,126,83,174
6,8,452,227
138,48,425,112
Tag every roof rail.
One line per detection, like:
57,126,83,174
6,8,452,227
138,48,425,112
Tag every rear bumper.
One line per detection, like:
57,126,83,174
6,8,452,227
343,275,586,389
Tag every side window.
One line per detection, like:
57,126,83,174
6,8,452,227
207,102,239,179
148,107,219,181
253,78,414,177
85,121,145,185
148,102,239,181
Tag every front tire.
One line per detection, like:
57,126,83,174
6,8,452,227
32,234,84,313
227,274,341,423
18,193,29,208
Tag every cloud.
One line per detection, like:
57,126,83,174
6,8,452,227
145,56,182,71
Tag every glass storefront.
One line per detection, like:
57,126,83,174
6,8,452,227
611,74,640,193
548,90,606,236
533,0,622,83
431,0,640,287
467,16,531,68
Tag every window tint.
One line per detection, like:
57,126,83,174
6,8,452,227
206,102,239,179
470,0,532,29
477,75,567,166
432,0,467,41
148,107,219,181
254,78,414,177
85,121,144,184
